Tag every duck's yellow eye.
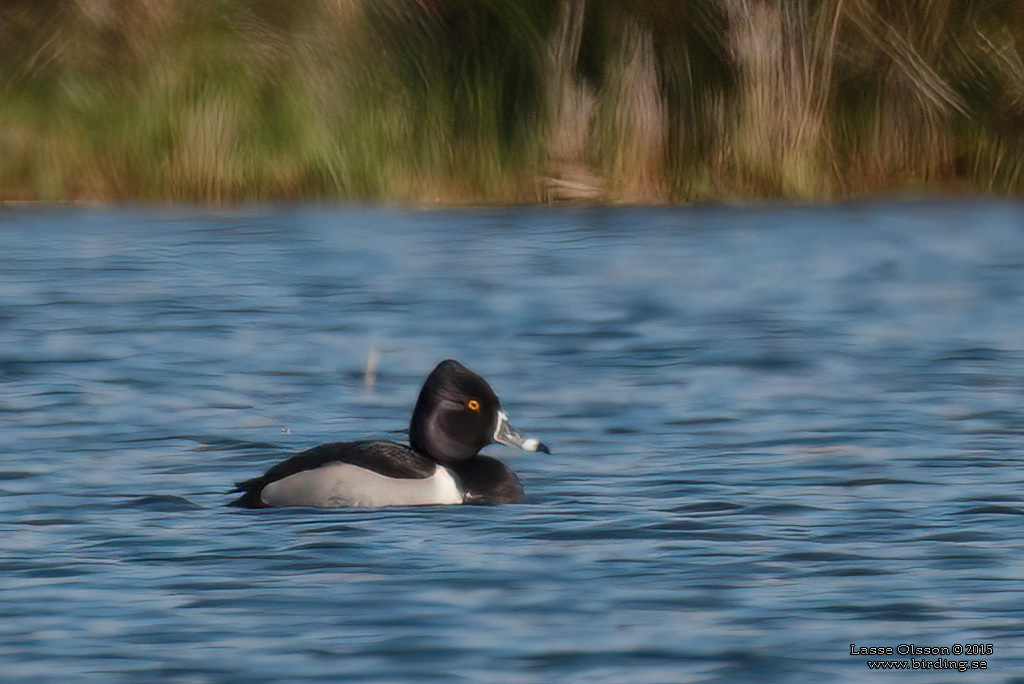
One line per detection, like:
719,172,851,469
467,399,480,411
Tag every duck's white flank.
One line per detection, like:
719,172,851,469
259,463,463,508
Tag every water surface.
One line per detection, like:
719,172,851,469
2,202,1024,683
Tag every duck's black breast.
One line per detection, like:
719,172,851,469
449,455,525,505
230,440,437,508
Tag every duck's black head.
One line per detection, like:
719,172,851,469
409,359,548,463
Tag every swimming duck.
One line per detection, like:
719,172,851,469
230,360,548,508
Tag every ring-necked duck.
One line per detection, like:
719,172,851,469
230,359,548,508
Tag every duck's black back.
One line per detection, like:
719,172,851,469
230,440,436,508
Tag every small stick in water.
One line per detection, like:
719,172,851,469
363,346,379,393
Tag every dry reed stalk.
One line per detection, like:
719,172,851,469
542,0,601,202
839,0,961,191
597,20,666,202
726,0,828,196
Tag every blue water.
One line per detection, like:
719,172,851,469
2,202,1024,683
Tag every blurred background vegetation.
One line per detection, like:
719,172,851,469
2,0,1024,203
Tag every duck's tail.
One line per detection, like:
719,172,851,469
226,478,268,508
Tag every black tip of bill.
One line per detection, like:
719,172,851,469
523,438,551,454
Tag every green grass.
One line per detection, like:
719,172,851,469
1,0,1023,203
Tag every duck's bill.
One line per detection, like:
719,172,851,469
493,410,550,454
